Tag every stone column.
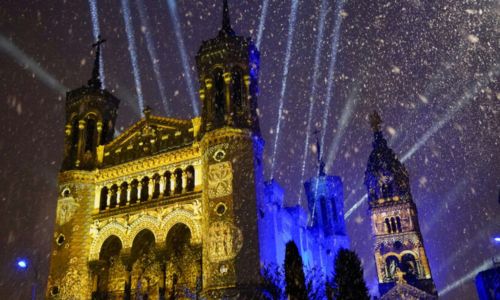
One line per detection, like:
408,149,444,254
204,79,213,130
148,179,154,200
96,121,103,146
106,186,111,209
181,170,187,192
126,185,131,206
137,181,143,202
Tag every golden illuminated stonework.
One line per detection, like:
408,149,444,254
46,2,263,299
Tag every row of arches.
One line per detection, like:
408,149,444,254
93,224,201,299
385,216,402,234
99,166,195,211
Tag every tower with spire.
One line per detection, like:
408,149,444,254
364,111,438,298
62,36,119,171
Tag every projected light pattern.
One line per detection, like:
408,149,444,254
136,0,170,115
166,0,199,116
256,0,269,49
88,0,105,89
299,0,329,189
0,34,67,95
121,0,145,115
269,0,299,177
320,0,346,153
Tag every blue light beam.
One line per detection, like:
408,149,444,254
320,0,346,153
166,0,199,116
136,0,171,115
325,86,358,171
121,0,145,115
256,0,270,49
299,0,329,205
88,0,105,88
270,0,299,177
0,34,67,95
440,258,499,297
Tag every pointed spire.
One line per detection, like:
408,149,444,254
369,110,387,149
88,35,106,89
219,0,235,36
369,110,382,133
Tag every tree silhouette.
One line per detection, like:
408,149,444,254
284,241,308,300
332,248,370,300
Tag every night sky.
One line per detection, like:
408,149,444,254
0,0,498,299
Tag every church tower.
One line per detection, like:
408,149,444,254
47,38,120,298
364,112,438,298
196,0,264,297
62,37,119,171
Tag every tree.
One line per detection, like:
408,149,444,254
284,241,308,300
332,248,370,300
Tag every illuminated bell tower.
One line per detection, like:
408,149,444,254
364,111,437,298
62,36,119,171
46,38,119,299
196,0,263,297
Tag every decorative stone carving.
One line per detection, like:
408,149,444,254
208,162,233,198
56,195,80,226
207,221,243,262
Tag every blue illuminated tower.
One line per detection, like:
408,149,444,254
365,111,437,298
303,136,349,275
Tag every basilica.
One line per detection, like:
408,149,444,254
46,1,437,299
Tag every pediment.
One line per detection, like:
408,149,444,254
381,283,437,300
101,116,195,167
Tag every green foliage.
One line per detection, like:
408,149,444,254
332,248,370,300
284,241,308,300
260,263,285,300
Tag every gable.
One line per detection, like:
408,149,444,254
100,116,195,167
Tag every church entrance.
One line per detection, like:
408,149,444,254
165,223,202,299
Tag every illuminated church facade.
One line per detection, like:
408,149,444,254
46,1,349,299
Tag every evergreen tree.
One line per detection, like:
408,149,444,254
284,241,308,300
333,248,370,300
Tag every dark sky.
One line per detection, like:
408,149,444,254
0,0,498,299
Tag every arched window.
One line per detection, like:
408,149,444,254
231,68,243,115
152,174,161,199
70,118,79,157
100,187,108,211
85,118,97,152
385,218,392,233
163,171,171,196
390,217,397,233
109,185,118,208
119,182,128,206
401,253,419,282
101,121,109,145
185,166,195,192
213,68,226,126
396,216,402,233
174,169,183,194
140,177,149,202
130,180,138,204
